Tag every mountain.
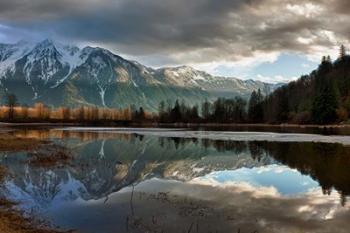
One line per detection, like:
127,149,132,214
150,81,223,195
0,39,279,111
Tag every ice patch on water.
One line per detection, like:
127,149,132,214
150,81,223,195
56,128,350,145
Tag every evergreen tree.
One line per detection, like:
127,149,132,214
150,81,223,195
327,55,332,63
213,98,225,122
340,44,346,60
201,99,211,121
158,100,166,122
275,88,289,122
234,97,247,122
248,91,258,122
170,100,182,122
190,105,199,121
248,89,263,122
312,79,338,124
139,107,145,120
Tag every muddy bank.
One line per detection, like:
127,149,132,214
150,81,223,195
0,199,66,233
0,166,59,233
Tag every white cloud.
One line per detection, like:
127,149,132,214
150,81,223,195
255,74,298,83
297,36,315,45
286,3,323,18
189,51,280,78
1,0,350,82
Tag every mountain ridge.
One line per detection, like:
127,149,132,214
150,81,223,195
0,39,280,111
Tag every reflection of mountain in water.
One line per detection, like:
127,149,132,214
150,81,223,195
0,134,275,208
1,130,350,209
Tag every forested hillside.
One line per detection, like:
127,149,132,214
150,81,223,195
261,46,350,124
156,46,350,125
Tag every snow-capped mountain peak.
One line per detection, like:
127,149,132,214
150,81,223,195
0,40,35,77
0,39,279,110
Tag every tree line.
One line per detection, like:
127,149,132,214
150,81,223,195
0,95,150,123
1,45,349,125
0,92,264,124
0,93,258,124
158,97,248,123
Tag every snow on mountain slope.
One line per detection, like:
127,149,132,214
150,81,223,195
51,42,89,87
22,39,66,84
155,66,211,87
0,39,91,86
0,40,35,79
0,39,277,92
155,66,276,96
0,39,280,109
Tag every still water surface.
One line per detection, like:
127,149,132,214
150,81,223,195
0,127,350,233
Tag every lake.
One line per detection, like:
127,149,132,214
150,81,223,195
0,127,350,233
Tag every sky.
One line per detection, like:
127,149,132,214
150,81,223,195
0,0,349,83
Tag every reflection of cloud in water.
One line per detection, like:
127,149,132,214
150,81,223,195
46,178,349,233
191,165,319,195
1,129,350,232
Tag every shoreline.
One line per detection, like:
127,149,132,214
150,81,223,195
1,122,350,129
0,200,65,233
0,166,64,233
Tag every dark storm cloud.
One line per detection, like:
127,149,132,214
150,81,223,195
0,0,349,64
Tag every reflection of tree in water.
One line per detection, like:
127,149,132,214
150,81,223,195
200,138,246,154
234,140,350,205
2,131,350,209
257,141,350,205
157,137,350,205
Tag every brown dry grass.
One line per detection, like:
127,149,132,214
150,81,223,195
0,164,60,233
0,199,65,233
